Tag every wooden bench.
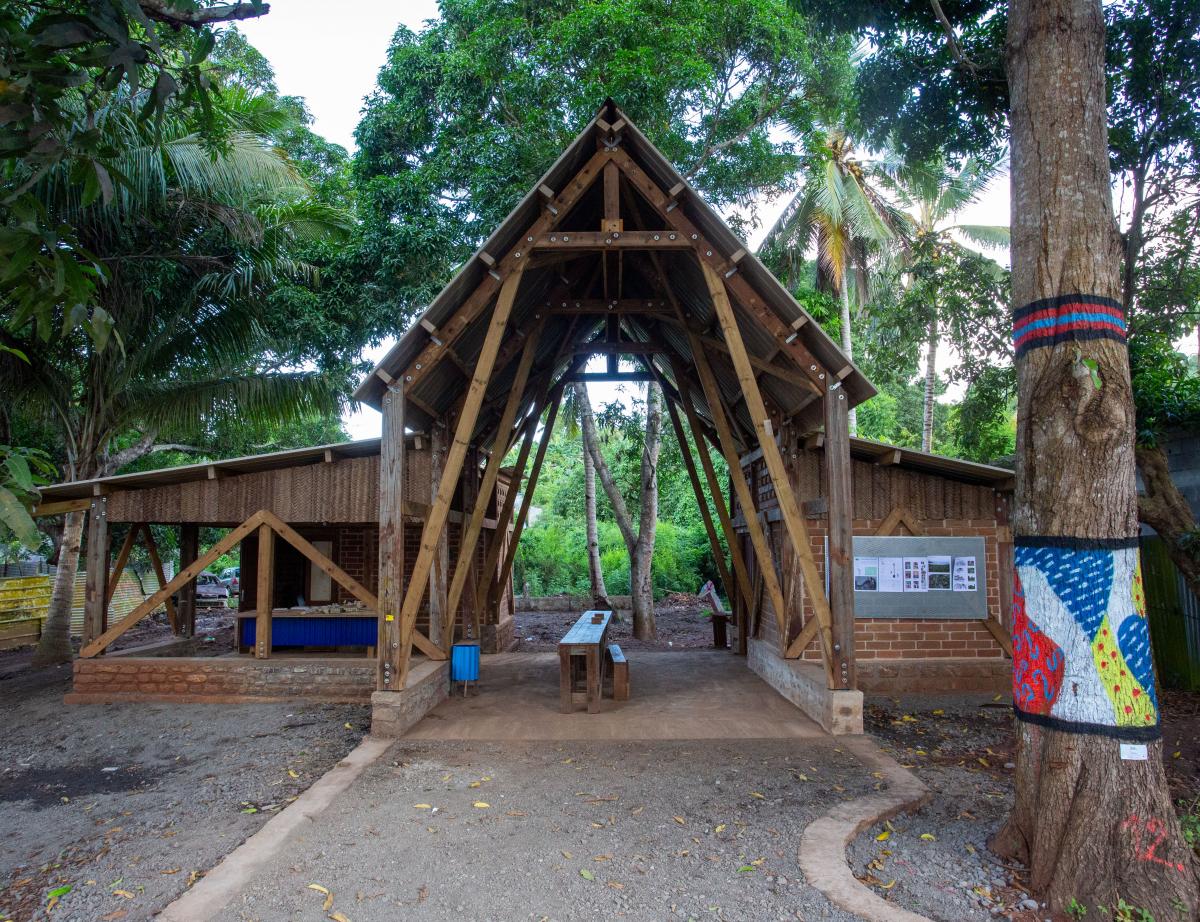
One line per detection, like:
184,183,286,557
606,643,629,701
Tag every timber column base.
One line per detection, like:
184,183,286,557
370,660,450,738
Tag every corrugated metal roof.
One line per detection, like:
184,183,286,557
352,101,876,444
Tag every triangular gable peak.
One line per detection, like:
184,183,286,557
354,100,875,451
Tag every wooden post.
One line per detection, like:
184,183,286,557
427,419,449,648
397,268,525,687
254,523,274,659
699,261,835,679
663,396,735,610
178,524,198,638
82,495,109,646
446,321,544,643
142,524,179,633
498,389,564,601
823,380,856,690
377,383,405,690
461,445,481,640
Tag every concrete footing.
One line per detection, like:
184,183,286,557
747,638,863,735
370,659,450,738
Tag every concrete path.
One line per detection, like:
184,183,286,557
408,650,827,740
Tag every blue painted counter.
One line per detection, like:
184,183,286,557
239,615,377,648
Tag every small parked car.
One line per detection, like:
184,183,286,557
219,566,240,594
194,572,230,606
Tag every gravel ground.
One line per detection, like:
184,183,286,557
228,738,882,921
851,689,1200,922
0,660,368,922
515,599,721,653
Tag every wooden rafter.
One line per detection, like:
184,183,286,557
397,150,613,393
104,525,139,607
700,260,835,676
141,523,178,633
606,148,830,392
444,319,545,635
396,267,526,687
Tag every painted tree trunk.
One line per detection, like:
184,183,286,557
922,316,937,453
1136,441,1200,599
838,269,857,435
995,0,1200,914
32,509,84,666
582,424,610,607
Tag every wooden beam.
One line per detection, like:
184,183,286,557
607,148,830,392
82,496,109,646
396,268,525,687
687,341,792,651
445,320,545,643
81,511,266,658
377,383,405,688
178,524,198,637
672,364,756,621
663,396,736,612
104,524,138,608
875,504,926,537
31,498,90,517
259,510,445,660
476,406,538,619
602,158,621,232
534,231,691,251
822,380,856,689
689,330,820,395
546,299,670,315
427,419,449,649
700,261,835,679
497,389,564,607
573,341,666,355
254,523,274,659
397,150,612,391
141,523,178,633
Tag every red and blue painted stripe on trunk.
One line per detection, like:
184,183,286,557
1012,293,1126,358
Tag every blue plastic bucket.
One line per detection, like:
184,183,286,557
451,642,481,682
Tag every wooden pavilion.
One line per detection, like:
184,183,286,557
41,101,1015,728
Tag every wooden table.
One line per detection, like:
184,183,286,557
558,610,612,714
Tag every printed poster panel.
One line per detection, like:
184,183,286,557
854,557,879,592
927,555,952,591
903,557,928,592
878,557,904,593
953,556,978,592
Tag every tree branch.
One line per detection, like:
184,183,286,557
139,1,270,27
929,0,980,75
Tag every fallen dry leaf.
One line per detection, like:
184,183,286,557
308,884,330,895
473,801,490,809
112,889,134,899
750,792,765,800
673,816,686,825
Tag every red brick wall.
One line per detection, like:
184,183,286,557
68,656,374,703
733,444,1011,668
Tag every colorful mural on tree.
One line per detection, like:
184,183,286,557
1012,537,1159,739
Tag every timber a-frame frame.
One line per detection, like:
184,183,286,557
356,101,876,694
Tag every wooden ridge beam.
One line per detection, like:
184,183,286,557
546,299,670,315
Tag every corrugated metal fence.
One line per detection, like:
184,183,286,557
0,569,167,648
1140,537,1200,691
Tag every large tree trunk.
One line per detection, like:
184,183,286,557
1137,441,1200,595
995,1,1200,915
32,509,84,666
838,268,857,435
921,313,938,452
578,383,660,640
579,392,610,608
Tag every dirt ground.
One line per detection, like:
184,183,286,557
226,737,881,922
0,657,368,922
514,597,722,653
850,689,1200,922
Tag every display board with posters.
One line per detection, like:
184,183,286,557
847,535,988,620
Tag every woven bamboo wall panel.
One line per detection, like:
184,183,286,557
105,453,437,524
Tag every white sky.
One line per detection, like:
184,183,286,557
239,2,1011,440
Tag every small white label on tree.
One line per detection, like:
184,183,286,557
1120,743,1148,761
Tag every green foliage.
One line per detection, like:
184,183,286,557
354,0,854,321
0,445,55,549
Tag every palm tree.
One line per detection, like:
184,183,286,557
1,89,349,665
879,157,1009,451
759,129,904,434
